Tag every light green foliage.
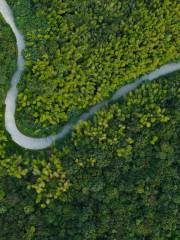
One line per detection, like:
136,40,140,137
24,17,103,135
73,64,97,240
15,0,180,135
28,151,71,206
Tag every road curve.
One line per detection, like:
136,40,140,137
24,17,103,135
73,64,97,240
0,0,180,150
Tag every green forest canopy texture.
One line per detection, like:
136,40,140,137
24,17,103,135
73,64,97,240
0,0,180,239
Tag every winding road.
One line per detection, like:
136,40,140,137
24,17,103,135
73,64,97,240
0,0,180,150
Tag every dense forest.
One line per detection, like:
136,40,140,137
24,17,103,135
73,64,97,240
0,0,179,239
11,0,180,136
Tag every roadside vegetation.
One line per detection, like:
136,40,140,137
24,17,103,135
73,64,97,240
0,0,179,239
0,67,179,238
12,0,180,136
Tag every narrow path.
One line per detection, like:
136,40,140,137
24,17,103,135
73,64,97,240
0,0,180,150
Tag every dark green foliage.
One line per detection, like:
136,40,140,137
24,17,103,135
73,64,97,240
0,69,179,239
0,14,16,126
